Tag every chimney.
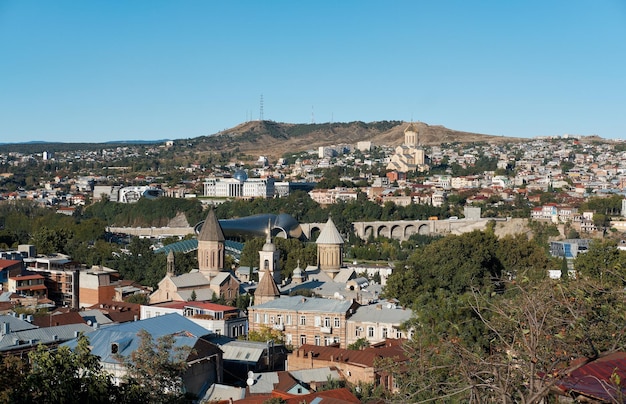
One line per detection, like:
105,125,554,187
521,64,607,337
134,315,138,322
72,268,80,310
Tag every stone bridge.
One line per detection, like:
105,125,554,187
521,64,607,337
352,218,491,241
109,219,493,243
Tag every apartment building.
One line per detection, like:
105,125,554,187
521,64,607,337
248,296,359,349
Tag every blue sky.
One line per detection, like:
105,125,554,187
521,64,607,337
1,1,625,143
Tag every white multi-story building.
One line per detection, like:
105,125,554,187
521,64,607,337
243,178,275,198
203,177,275,199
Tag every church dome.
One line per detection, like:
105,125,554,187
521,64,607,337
262,240,276,252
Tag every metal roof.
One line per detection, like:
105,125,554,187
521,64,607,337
62,313,212,363
251,295,353,313
348,303,413,325
316,217,344,245
0,323,93,352
289,367,341,384
170,271,210,288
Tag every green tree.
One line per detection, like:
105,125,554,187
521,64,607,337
396,278,626,403
574,239,626,287
347,337,370,350
246,325,285,344
20,334,114,404
115,329,191,404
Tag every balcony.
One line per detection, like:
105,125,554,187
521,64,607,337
320,326,332,334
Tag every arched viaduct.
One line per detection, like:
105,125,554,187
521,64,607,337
352,218,490,241
109,219,492,243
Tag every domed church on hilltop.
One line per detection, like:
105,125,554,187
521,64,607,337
386,123,430,173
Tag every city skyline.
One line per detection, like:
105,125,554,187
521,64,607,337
1,0,625,143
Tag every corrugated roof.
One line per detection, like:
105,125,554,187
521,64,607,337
289,367,341,384
555,352,626,401
0,323,93,352
220,340,266,363
316,218,344,245
0,314,38,332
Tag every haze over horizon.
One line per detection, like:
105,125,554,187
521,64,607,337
1,1,625,143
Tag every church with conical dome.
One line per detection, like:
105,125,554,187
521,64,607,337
149,208,240,304
386,123,430,173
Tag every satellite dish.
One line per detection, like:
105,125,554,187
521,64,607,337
247,371,254,379
247,378,254,386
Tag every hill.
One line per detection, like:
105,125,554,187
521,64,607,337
190,120,526,160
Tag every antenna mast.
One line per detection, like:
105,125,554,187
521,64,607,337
259,94,264,121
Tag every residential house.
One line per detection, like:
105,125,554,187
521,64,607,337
62,313,223,398
141,301,247,338
287,339,408,393
346,302,413,347
248,295,359,349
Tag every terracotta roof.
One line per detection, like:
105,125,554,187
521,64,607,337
0,260,22,270
297,339,408,367
10,274,45,281
198,208,225,242
32,312,87,328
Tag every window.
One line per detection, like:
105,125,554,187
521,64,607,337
334,317,340,328
300,335,306,345
368,326,375,338
263,314,268,324
300,315,306,326
314,316,321,327
277,314,283,325
356,327,361,337
286,334,292,345
254,313,260,323
324,317,331,327
286,315,292,325
270,315,275,324
315,335,320,345
333,337,340,344
396,330,402,339
382,328,388,338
